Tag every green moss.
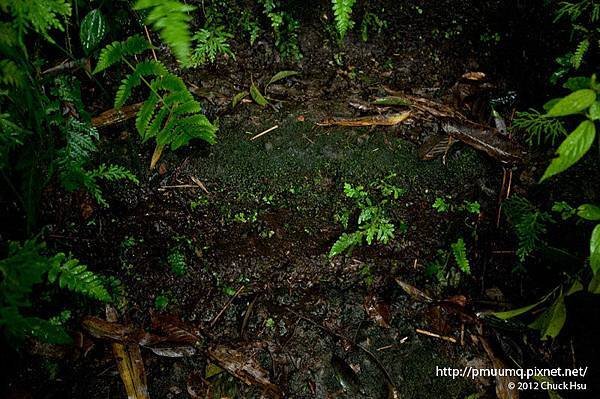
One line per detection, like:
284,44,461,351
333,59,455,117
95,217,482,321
193,114,489,216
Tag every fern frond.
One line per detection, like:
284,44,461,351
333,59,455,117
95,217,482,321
136,92,160,137
0,241,49,308
136,73,217,149
504,196,554,261
0,60,26,88
83,164,138,206
332,0,356,39
329,232,362,257
93,35,152,74
91,164,139,184
1,0,71,42
451,238,470,274
115,60,168,108
512,109,567,146
61,119,99,163
0,113,30,168
190,26,235,66
0,307,72,344
572,38,589,69
0,22,18,47
134,0,194,65
47,255,111,302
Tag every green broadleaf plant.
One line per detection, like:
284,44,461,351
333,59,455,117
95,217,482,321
79,9,107,54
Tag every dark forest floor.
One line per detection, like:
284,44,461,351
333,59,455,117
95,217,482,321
3,1,600,398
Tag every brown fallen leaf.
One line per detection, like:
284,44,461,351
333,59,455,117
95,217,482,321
444,295,468,308
364,294,391,328
418,134,455,160
317,111,411,127
208,345,282,398
106,307,149,399
82,316,147,343
395,278,433,303
442,121,525,164
478,334,519,399
150,313,203,345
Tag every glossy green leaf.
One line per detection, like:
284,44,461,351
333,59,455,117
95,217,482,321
591,224,600,274
529,294,566,340
566,280,583,296
543,98,561,112
563,76,591,91
541,120,596,181
492,302,540,320
577,204,600,221
267,70,299,87
80,9,107,54
231,91,248,108
546,89,596,117
250,83,268,106
588,272,600,293
589,101,600,120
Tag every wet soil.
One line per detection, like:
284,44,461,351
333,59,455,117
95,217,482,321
3,1,599,398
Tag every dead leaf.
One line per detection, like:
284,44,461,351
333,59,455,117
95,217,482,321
82,316,146,343
364,294,391,328
150,144,165,170
395,278,433,303
317,111,411,127
442,121,525,164
418,134,455,160
186,371,206,399
148,345,196,358
150,314,203,345
444,295,468,308
208,345,282,398
461,71,487,81
479,335,519,399
158,162,167,175
105,307,149,399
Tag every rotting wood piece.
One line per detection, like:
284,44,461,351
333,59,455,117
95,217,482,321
91,102,143,128
442,121,525,164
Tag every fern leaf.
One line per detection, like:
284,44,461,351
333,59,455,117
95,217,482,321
451,238,470,274
3,0,71,42
92,164,139,184
115,60,168,108
332,0,356,39
134,0,194,65
169,114,218,149
572,39,589,69
48,255,111,302
0,60,27,87
329,232,362,257
0,307,72,344
61,119,99,162
136,92,160,137
93,35,152,74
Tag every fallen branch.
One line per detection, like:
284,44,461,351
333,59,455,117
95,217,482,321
251,125,279,141
317,111,411,127
415,328,457,343
91,102,143,128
